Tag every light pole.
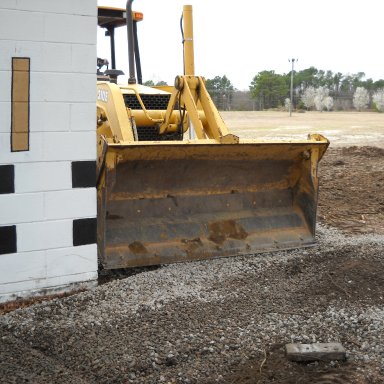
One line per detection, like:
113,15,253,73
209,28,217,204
289,58,298,117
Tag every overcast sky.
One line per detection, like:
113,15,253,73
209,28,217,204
97,0,384,90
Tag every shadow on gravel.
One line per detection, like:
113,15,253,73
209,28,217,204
98,265,162,285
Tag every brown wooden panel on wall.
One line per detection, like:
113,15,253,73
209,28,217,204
11,57,30,152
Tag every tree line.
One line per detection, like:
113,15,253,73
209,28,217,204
204,69,384,111
142,69,384,111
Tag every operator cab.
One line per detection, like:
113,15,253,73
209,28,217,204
97,6,143,83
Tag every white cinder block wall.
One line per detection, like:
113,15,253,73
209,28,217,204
0,0,98,303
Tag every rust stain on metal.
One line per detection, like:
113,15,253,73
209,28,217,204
106,213,124,220
128,241,149,254
181,237,203,253
208,220,248,245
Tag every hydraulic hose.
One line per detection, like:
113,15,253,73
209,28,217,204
133,21,142,84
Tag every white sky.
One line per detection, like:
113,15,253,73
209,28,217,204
97,0,384,90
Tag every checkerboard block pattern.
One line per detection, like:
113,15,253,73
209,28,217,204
0,0,97,302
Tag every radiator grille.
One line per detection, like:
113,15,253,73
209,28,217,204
124,94,171,110
124,93,180,141
136,126,183,141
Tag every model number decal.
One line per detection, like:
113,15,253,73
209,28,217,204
97,89,108,102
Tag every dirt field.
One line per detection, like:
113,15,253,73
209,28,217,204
223,110,384,148
0,111,383,384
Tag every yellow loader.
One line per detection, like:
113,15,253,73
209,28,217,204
96,2,329,269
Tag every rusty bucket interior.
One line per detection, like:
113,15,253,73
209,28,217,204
97,138,328,269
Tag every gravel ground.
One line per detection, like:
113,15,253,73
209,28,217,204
1,224,383,383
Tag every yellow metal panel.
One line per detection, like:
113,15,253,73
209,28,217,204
97,82,135,142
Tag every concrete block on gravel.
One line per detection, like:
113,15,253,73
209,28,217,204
286,342,346,362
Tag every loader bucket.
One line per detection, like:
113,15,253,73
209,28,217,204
97,135,328,269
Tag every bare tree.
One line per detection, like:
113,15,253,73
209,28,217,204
314,86,330,112
353,87,370,111
301,86,316,110
373,88,384,112
324,96,334,111
284,98,291,111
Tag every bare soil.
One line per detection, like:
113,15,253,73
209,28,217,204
318,146,384,235
223,110,384,148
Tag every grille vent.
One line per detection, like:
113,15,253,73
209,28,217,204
124,94,171,110
136,126,183,141
124,93,181,141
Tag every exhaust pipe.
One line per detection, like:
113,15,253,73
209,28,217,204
126,0,136,84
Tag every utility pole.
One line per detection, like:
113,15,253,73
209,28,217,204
289,58,298,117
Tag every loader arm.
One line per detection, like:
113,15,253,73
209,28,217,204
159,76,239,143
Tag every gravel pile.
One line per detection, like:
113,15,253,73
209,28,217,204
1,224,383,383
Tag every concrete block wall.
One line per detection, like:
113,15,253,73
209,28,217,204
0,0,98,302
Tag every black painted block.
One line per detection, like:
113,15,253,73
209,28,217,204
0,225,17,255
0,165,15,194
72,161,96,188
73,218,97,246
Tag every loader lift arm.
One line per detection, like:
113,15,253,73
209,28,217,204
159,75,238,143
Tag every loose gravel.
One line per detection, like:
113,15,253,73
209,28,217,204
1,224,383,383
